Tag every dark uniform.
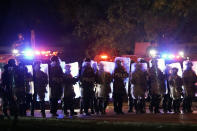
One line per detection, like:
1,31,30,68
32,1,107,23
148,59,165,114
78,66,84,114
24,68,33,113
113,60,128,114
12,33,28,50
14,63,28,116
95,63,112,114
169,68,183,113
131,63,148,114
31,61,48,117
162,66,173,113
128,60,135,113
63,65,78,116
1,59,18,119
80,61,96,116
91,62,99,114
49,56,64,116
182,61,197,113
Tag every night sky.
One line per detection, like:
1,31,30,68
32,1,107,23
0,0,68,46
0,0,197,60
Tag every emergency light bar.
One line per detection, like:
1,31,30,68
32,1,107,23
161,52,184,60
12,48,58,59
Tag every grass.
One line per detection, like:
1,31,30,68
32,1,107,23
1,117,197,131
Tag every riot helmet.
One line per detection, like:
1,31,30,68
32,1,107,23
18,62,25,70
186,61,193,70
8,59,16,67
98,63,104,72
50,56,60,66
151,59,158,67
135,63,142,70
115,59,122,68
33,60,41,71
172,67,178,75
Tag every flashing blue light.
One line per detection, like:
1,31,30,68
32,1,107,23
161,53,177,60
162,54,168,59
22,49,34,59
169,54,175,59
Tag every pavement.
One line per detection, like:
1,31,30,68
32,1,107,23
12,104,197,125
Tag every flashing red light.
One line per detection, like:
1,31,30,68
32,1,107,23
53,52,58,56
41,51,46,55
32,49,58,57
100,55,108,59
176,56,180,59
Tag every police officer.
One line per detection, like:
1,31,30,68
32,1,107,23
91,62,98,114
78,65,84,114
131,63,148,114
95,63,112,114
128,60,135,113
1,59,18,119
15,62,27,116
49,56,64,116
169,67,183,114
31,61,48,117
12,33,27,50
113,60,128,115
148,59,165,114
162,66,173,113
182,61,197,113
24,67,33,114
80,58,96,116
63,64,78,116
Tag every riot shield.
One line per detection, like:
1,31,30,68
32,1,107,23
114,57,131,95
99,61,115,98
149,58,166,95
191,61,197,75
91,61,98,73
63,62,81,98
130,63,148,99
70,62,80,98
183,60,197,97
60,61,66,73
99,61,115,74
40,64,50,101
183,60,197,74
26,64,50,101
26,65,34,94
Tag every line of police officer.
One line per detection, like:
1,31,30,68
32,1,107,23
129,59,197,114
0,59,48,119
0,56,197,119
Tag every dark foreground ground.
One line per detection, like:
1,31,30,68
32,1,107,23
1,104,197,131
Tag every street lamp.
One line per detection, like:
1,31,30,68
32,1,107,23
179,51,184,57
149,49,157,58
12,49,19,54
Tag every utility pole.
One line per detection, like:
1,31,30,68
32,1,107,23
31,30,36,49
